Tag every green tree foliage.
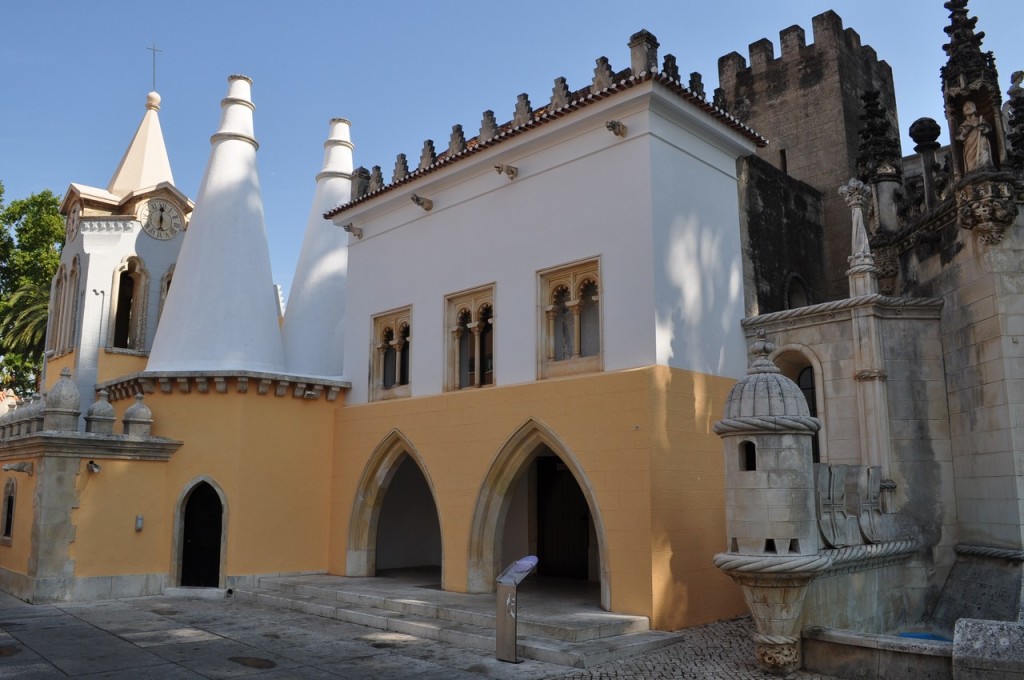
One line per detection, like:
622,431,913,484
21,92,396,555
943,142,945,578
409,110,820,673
0,181,65,395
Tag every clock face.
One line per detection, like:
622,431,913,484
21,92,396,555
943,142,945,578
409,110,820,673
141,199,183,240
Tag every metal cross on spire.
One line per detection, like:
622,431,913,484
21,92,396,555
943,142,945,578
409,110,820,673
147,43,162,91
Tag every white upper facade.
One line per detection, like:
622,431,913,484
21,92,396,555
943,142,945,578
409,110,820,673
330,74,757,405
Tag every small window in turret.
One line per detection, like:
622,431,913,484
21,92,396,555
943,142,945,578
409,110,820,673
740,441,757,471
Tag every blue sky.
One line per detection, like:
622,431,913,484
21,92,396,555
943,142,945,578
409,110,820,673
2,1,1021,298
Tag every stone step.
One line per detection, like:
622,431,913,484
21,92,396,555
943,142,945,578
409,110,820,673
232,586,683,668
253,574,649,642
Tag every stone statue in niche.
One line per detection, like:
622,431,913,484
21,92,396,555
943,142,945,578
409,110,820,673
957,100,993,172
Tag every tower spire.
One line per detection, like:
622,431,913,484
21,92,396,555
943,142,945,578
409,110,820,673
106,91,174,196
147,75,285,373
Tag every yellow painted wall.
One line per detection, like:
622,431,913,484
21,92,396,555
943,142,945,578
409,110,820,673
647,366,746,629
330,365,745,631
43,353,76,391
69,382,336,579
0,468,37,576
96,352,148,385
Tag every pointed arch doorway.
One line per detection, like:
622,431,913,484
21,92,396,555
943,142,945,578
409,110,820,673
469,419,608,609
346,431,443,582
178,480,225,587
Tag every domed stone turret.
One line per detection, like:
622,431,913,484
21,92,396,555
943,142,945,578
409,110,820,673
714,330,826,675
714,329,820,557
720,334,811,423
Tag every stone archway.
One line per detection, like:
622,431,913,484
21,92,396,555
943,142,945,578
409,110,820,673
467,418,610,610
345,429,443,582
173,476,228,588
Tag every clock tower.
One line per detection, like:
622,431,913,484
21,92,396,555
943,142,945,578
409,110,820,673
47,90,193,417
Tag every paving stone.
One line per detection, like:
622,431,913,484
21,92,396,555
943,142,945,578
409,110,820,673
0,595,846,679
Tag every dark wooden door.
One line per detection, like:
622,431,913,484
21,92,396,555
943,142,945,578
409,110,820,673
536,457,589,579
181,483,222,587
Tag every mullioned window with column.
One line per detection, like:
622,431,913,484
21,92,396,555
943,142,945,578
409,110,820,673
539,259,601,379
371,307,412,401
446,285,494,390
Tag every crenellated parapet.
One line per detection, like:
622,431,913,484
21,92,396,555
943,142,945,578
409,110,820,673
325,29,764,221
717,11,891,102
715,10,899,302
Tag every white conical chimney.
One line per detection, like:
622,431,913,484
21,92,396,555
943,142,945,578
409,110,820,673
147,75,285,373
282,118,354,377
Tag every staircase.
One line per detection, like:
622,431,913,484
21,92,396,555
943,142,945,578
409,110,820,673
232,573,686,668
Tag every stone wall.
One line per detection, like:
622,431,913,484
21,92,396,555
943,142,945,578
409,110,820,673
736,154,825,315
897,209,1024,550
746,294,955,626
718,11,899,301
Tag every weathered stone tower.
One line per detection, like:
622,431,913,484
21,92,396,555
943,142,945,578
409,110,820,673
718,11,899,301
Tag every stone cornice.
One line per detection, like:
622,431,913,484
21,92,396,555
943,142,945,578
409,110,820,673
742,294,944,330
98,370,351,403
0,431,182,462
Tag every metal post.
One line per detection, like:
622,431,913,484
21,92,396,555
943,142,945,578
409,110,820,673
495,555,538,663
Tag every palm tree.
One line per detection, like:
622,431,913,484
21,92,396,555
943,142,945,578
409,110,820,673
0,280,51,392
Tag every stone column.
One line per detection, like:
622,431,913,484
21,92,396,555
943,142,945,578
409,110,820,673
839,179,879,298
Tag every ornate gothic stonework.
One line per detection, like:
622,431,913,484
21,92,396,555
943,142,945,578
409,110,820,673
955,175,1019,243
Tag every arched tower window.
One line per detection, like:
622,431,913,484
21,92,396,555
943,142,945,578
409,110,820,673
47,267,66,354
64,258,80,351
109,257,149,350
158,264,175,323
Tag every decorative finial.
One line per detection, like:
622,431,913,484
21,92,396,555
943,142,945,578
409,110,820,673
747,328,780,374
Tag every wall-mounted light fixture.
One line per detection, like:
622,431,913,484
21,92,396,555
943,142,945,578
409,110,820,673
605,120,627,137
494,164,518,181
341,223,363,239
410,194,433,211
135,515,144,532
1,462,33,476
87,460,102,474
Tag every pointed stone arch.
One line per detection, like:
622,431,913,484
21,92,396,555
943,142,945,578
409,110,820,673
345,429,443,580
772,343,828,462
171,475,228,588
467,418,610,610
